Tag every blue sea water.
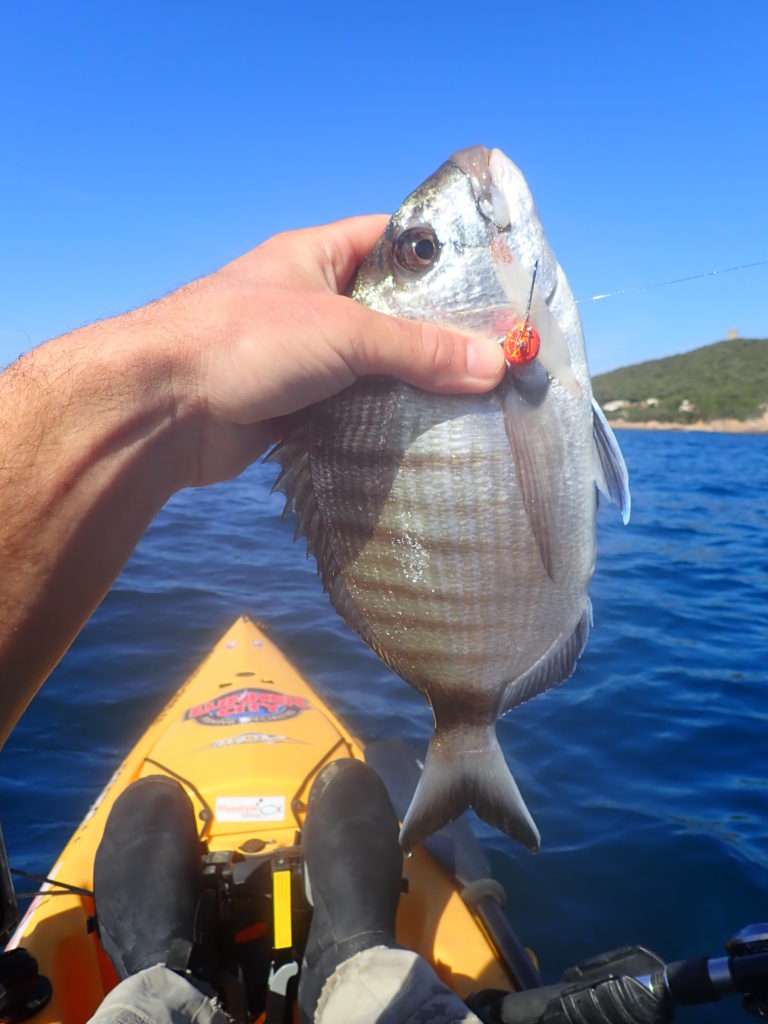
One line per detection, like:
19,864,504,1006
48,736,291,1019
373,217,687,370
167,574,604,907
2,430,767,1022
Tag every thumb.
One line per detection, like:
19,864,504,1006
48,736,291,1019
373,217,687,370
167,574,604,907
341,301,505,393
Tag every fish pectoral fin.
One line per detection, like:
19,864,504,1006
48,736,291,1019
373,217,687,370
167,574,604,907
502,602,592,713
592,399,631,524
399,724,540,853
502,381,557,580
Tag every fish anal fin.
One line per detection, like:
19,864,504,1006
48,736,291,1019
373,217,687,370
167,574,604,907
399,723,540,853
502,601,592,714
592,398,631,524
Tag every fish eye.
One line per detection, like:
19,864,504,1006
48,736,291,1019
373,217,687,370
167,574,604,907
393,227,440,273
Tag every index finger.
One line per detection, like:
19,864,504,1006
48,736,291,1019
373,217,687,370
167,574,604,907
310,214,390,292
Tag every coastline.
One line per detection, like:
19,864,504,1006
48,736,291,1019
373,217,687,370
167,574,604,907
608,411,768,434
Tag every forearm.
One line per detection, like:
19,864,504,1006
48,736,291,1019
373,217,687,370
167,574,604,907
0,216,503,749
0,308,189,744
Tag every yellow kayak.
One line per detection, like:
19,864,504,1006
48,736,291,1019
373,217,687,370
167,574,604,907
6,617,537,1022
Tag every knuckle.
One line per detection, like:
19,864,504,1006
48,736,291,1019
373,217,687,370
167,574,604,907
259,230,288,253
320,235,347,291
415,322,460,378
329,300,372,376
346,323,374,374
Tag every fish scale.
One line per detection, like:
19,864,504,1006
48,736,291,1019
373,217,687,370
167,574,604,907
271,146,630,851
347,399,523,645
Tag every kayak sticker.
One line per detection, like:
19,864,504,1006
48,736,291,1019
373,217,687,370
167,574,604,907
184,688,310,726
209,732,302,749
215,795,286,823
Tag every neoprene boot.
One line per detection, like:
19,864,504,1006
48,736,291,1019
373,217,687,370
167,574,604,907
297,758,402,1023
94,775,202,980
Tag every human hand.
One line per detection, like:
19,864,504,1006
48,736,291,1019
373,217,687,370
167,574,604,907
163,215,505,488
0,215,506,733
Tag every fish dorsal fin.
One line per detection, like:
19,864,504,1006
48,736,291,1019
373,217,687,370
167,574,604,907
501,602,592,714
592,398,631,524
268,436,332,566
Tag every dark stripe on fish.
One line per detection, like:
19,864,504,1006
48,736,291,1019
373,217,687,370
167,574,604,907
350,578,503,605
334,523,499,557
326,447,511,472
306,483,509,519
364,612,509,635
390,648,499,667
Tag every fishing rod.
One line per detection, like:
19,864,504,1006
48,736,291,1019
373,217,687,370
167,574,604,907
472,922,768,1022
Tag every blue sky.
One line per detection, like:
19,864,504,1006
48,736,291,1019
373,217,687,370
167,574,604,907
1,1,766,374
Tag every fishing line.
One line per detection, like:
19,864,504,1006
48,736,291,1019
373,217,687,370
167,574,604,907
577,258,768,304
524,259,539,322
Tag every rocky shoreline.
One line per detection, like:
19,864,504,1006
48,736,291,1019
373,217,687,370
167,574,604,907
608,411,768,434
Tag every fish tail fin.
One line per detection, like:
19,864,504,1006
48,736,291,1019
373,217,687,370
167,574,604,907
399,724,540,853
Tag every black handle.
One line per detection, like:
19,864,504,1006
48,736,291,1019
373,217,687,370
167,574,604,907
490,982,573,1023
490,976,670,1024
473,929,768,1024
665,957,722,1005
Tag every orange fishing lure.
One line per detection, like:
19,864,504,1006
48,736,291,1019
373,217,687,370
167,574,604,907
503,319,541,365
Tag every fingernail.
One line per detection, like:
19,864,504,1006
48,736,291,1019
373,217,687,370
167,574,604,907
465,339,504,381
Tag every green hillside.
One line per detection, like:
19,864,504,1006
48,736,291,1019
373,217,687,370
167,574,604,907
592,338,768,423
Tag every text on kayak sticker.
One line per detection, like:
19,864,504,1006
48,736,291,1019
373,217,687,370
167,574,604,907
184,687,310,726
210,732,302,748
215,795,286,823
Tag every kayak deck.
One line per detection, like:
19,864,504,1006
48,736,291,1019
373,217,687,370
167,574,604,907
9,617,519,1022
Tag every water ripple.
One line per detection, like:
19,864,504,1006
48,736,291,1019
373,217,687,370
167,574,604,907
0,431,766,1020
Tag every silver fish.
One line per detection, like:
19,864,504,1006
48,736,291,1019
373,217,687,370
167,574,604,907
270,146,630,852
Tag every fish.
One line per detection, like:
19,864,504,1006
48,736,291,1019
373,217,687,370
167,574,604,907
269,146,630,852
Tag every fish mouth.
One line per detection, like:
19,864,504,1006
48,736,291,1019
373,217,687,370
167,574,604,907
449,145,512,229
451,145,558,311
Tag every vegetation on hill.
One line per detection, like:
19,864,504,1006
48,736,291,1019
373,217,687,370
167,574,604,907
592,338,768,423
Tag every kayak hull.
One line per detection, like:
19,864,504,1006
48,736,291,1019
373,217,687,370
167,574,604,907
8,617,520,1022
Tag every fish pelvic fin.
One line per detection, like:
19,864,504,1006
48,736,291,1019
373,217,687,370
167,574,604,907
399,723,540,854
